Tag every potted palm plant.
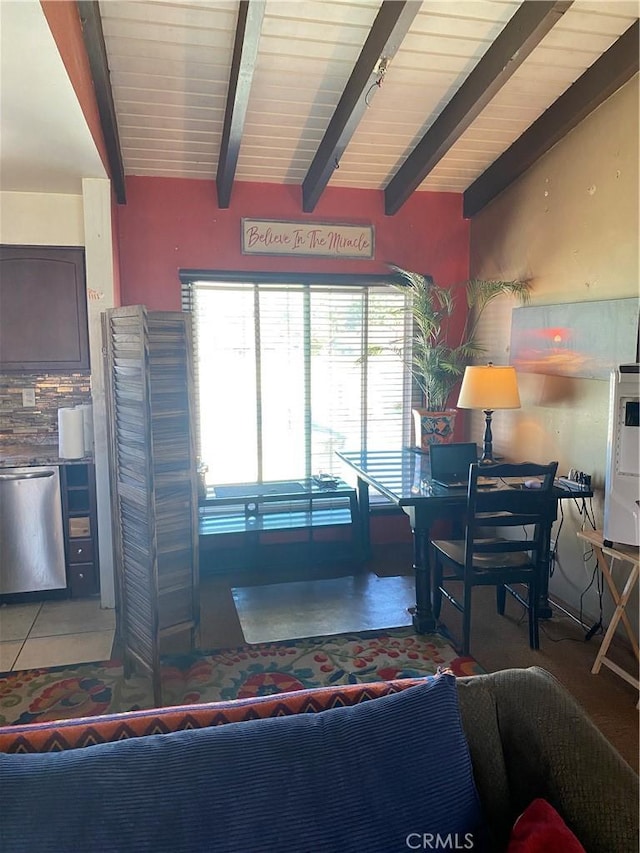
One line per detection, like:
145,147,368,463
389,265,531,450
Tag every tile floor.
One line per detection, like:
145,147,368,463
0,598,115,672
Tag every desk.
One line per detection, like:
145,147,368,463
577,528,639,696
337,449,589,634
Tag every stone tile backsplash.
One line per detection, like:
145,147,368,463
0,373,92,445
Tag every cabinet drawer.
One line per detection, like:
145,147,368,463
68,538,94,564
67,490,90,513
69,516,91,538
67,563,98,597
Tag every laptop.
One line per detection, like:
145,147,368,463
429,442,497,489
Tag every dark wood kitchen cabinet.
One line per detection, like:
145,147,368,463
61,462,100,597
0,245,90,372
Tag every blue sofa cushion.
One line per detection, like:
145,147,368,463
1,673,484,852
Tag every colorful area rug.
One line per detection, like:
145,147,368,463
0,627,483,727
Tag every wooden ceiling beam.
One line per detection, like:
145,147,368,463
384,0,573,216
302,0,421,214
464,20,640,218
77,1,126,204
216,0,265,209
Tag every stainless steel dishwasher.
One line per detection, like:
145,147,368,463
0,466,67,594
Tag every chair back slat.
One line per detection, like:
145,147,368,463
463,461,559,574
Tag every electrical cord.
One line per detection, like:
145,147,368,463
578,544,604,639
539,621,592,644
552,495,602,637
571,494,597,530
364,81,379,107
364,57,389,107
500,585,594,644
549,501,564,577
546,497,603,640
482,489,603,641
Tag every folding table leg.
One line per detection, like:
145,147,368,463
592,552,639,675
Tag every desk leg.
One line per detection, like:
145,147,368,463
348,489,363,568
410,520,436,634
536,514,554,620
357,477,371,562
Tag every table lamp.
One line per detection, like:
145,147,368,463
457,363,521,463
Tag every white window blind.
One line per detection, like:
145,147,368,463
185,278,412,486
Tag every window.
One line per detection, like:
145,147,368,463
182,273,413,485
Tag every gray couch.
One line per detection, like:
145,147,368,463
456,666,638,851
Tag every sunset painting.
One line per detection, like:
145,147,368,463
510,299,638,380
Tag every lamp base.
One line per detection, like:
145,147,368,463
480,409,494,464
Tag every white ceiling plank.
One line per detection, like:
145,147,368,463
128,167,215,178
113,88,227,111
105,39,233,68
99,1,239,31
115,113,224,133
101,18,236,50
122,145,217,158
110,72,231,94
260,17,376,44
108,54,231,79
572,0,640,15
114,100,224,121
257,35,369,63
264,0,380,27
552,8,638,37
118,123,221,138
538,27,630,53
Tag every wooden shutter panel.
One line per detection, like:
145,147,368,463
103,305,199,705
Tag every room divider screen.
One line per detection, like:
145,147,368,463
102,305,199,705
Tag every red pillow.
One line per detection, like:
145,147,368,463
508,798,586,853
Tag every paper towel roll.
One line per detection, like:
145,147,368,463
58,407,85,459
78,404,94,453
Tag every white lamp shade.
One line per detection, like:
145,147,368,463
457,364,521,410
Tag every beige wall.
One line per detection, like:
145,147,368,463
0,191,84,245
469,75,639,638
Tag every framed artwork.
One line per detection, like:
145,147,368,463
510,298,639,380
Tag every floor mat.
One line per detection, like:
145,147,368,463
232,574,416,644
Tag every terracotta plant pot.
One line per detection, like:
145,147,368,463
412,408,457,451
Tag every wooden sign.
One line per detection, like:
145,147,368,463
241,219,374,259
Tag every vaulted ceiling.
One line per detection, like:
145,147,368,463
2,1,639,216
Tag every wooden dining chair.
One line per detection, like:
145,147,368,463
431,461,559,655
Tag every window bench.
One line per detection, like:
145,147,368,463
198,479,361,571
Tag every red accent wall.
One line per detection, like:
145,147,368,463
116,177,470,310
117,178,470,542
